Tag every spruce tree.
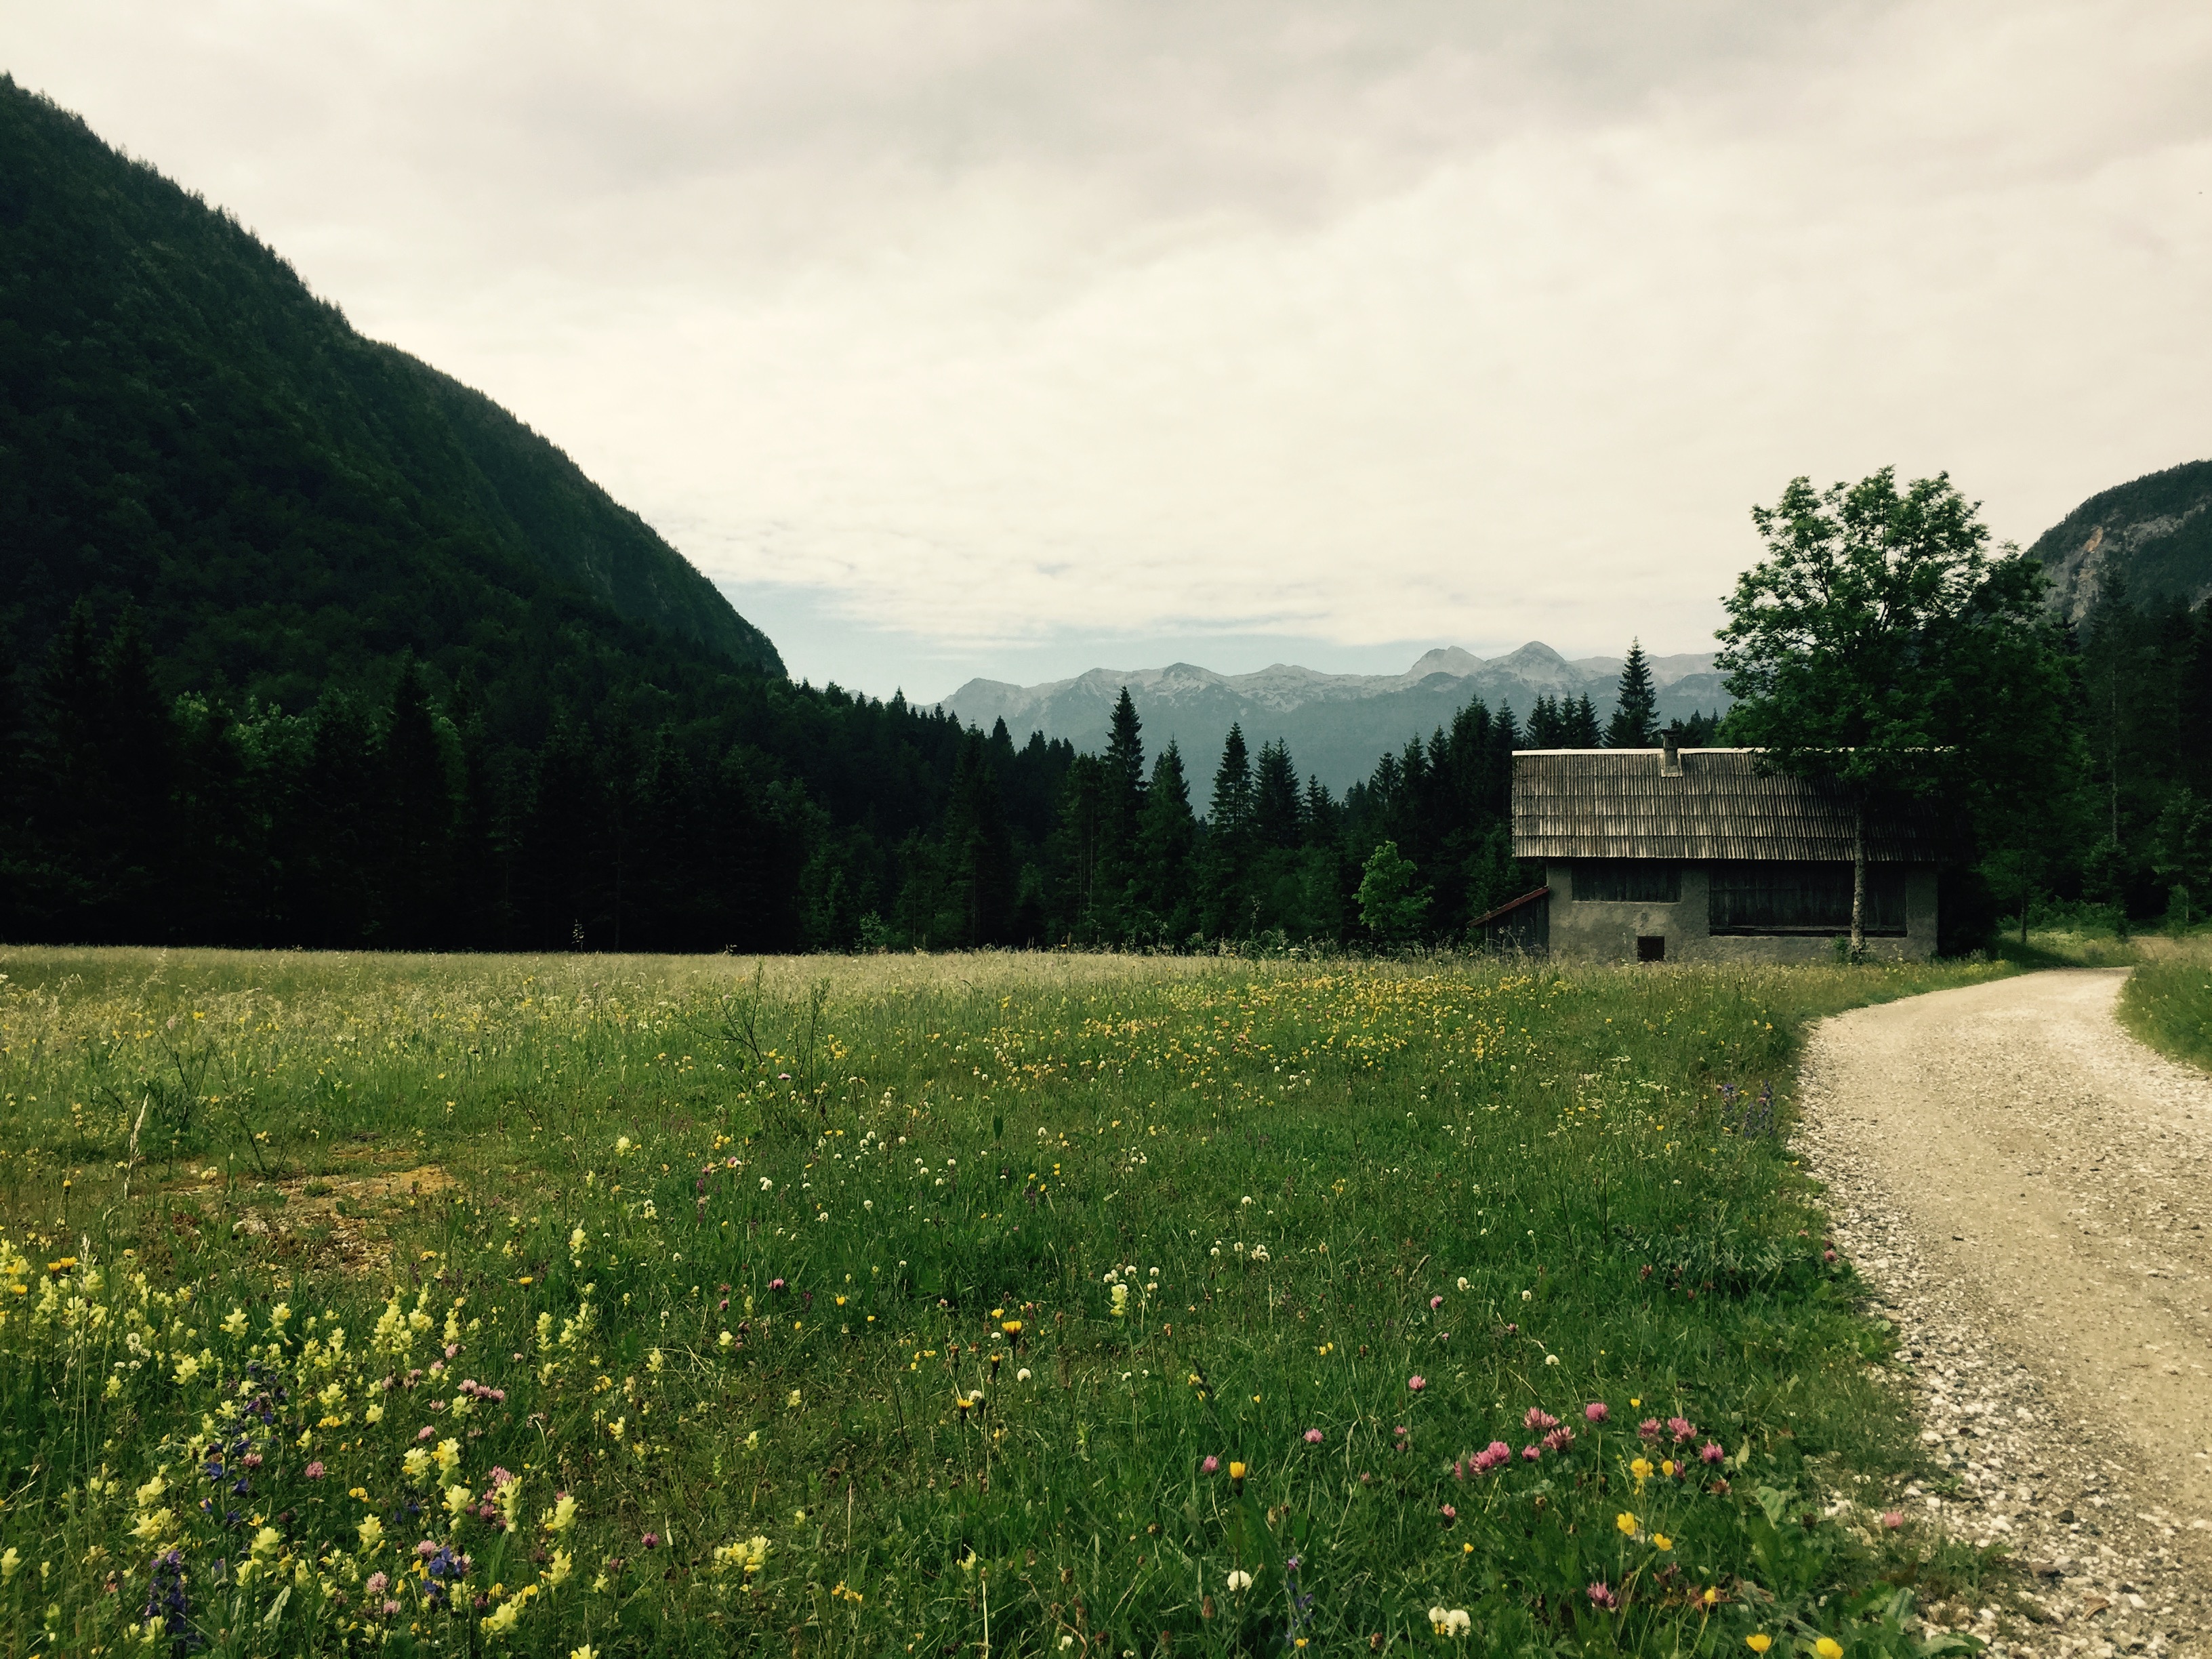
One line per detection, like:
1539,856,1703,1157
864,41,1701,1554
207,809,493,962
1200,724,1256,935
381,657,457,948
1569,695,1603,747
1605,641,1659,748
1253,739,1304,849
1135,740,1197,937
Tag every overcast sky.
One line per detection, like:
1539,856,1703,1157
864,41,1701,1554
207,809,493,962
8,1,2209,698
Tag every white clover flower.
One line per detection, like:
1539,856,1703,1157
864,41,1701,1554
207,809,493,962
1226,1569,1254,1593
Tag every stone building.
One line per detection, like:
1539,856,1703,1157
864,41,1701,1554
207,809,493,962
1493,737,1940,962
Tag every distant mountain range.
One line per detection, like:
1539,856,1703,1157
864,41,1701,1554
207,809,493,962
941,642,1730,792
2025,458,2212,626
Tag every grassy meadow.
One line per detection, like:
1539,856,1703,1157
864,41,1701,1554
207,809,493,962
0,946,2013,1657
2118,935,2212,1073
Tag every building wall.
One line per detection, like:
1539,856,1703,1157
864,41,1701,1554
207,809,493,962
1542,862,1938,963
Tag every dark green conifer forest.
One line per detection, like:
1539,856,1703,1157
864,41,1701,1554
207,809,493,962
3,77,2208,956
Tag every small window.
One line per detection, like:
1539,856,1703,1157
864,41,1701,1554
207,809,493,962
1636,935,1666,962
1573,861,1682,903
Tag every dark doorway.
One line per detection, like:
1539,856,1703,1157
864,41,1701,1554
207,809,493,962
1636,935,1666,962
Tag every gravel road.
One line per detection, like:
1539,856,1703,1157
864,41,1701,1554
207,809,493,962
1799,968,2212,1658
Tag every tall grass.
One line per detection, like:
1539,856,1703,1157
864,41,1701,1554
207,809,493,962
0,947,2007,1655
2119,936,2212,1071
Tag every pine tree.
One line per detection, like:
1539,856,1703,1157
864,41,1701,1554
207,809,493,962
1134,740,1197,937
1605,641,1659,747
1568,695,1603,747
381,657,457,948
1200,724,1256,935
943,731,1016,946
1252,739,1303,849
1525,695,1561,747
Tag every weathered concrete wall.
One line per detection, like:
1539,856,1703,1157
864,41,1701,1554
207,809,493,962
1542,861,1938,964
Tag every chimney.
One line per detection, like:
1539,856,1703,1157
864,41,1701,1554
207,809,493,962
1662,731,1683,776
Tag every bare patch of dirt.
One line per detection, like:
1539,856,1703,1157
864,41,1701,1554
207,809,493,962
223,1165,457,1271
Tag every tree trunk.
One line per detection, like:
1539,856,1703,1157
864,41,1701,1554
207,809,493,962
1850,799,1866,960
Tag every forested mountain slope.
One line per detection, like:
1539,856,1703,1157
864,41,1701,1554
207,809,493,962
2028,459,2212,626
0,74,780,715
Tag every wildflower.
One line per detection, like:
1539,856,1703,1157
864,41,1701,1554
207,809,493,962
1015,1367,1031,1382
304,1461,326,1480
1523,1408,1559,1432
1746,1639,1772,1654
0,1549,17,1584
1639,1418,1662,1441
1630,1456,1653,1486
1814,1642,1843,1659
1661,1458,1677,1478
358,1515,385,1551
1427,1607,1471,1636
1544,1353,1560,1366
1471,1441,1511,1473
787,1389,802,1409
1586,1581,1620,1611
1456,1277,1470,1292
769,1277,786,1291
1202,1456,1219,1474
1228,1460,1246,1486
1616,1513,1638,1536
1303,1429,1323,1445
642,1531,659,1550
1407,1375,1427,1392
1883,1510,1904,1530
1542,1427,1574,1453
1521,1444,1541,1461
222,1308,248,1338
1439,1503,1456,1525
547,1547,573,1586
1585,1401,1609,1422
1226,1569,1254,1593
615,1136,633,1156
543,1492,577,1533
365,1572,390,1595
1429,1295,1443,1309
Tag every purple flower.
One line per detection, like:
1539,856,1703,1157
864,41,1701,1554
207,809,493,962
365,1572,389,1595
643,1532,660,1550
1202,1456,1219,1474
1584,1401,1610,1423
1667,1416,1696,1443
1586,1580,1620,1611
1407,1375,1427,1393
1472,1441,1512,1473
304,1460,326,1480
1303,1429,1324,1445
1429,1295,1443,1310
1638,1418,1662,1442
1542,1427,1574,1453
1523,1407,1559,1432
769,1277,787,1292
417,1425,436,1442
1439,1503,1457,1525
1699,1441,1725,1465
1521,1443,1542,1462
1883,1510,1905,1530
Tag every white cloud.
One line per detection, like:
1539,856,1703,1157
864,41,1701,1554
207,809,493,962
7,0,2209,688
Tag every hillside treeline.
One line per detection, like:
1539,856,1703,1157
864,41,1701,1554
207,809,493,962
0,601,1551,952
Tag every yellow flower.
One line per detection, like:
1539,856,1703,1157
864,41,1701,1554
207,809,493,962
1630,1457,1653,1485
1814,1643,1843,1659
1227,1461,1246,1480
1660,1458,1676,1478
1746,1639,1771,1655
1615,1512,1638,1536
1652,1534,1673,1551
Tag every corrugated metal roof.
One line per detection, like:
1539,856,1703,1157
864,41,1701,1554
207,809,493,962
1511,749,1939,862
